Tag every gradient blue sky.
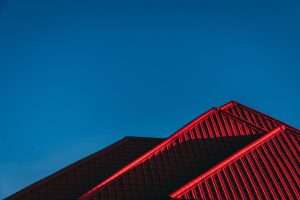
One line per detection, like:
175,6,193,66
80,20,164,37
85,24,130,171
1,0,300,198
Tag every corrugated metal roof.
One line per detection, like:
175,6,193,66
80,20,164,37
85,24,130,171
80,106,267,200
221,101,300,134
5,137,163,200
170,126,300,200
6,101,299,200
84,135,261,200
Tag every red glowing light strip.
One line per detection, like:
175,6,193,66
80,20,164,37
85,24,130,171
169,125,286,198
79,108,217,199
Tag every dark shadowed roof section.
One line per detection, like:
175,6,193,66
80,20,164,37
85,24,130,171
5,136,164,200
170,126,300,200
5,100,299,200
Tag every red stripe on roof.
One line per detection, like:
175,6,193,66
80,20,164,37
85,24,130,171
221,101,300,134
170,125,297,199
79,109,216,199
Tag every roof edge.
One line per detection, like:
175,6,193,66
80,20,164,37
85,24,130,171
219,100,238,111
79,108,217,199
169,125,286,198
5,136,162,199
221,100,300,134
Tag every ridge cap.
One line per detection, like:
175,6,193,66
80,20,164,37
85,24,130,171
79,108,217,199
170,125,286,198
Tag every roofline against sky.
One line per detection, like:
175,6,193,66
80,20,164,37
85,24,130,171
5,136,162,199
79,107,218,199
222,101,300,134
169,125,286,198
80,100,300,199
79,100,262,199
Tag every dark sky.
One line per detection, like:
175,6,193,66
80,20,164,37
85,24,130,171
1,0,299,198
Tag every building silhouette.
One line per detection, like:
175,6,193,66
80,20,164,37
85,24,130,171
6,101,300,200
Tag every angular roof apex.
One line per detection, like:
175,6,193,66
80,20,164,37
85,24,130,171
221,100,299,134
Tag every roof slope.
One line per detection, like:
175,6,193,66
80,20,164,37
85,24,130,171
80,105,266,200
221,101,300,134
5,137,163,200
6,101,299,200
170,126,300,200
170,101,300,200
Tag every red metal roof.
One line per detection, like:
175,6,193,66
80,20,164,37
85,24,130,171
79,104,269,200
170,101,300,200
170,126,300,200
221,101,300,134
5,101,299,200
5,137,163,200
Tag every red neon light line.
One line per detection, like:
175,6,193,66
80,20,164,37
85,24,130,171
169,125,286,198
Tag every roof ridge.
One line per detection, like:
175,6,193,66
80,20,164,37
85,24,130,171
221,100,300,134
169,125,286,198
219,100,238,111
79,108,217,199
79,101,299,199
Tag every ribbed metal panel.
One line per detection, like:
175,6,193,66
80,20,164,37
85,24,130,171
5,137,163,200
80,110,265,200
6,101,298,200
170,127,300,200
221,101,300,134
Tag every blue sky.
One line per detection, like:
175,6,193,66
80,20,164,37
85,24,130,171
0,0,299,198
